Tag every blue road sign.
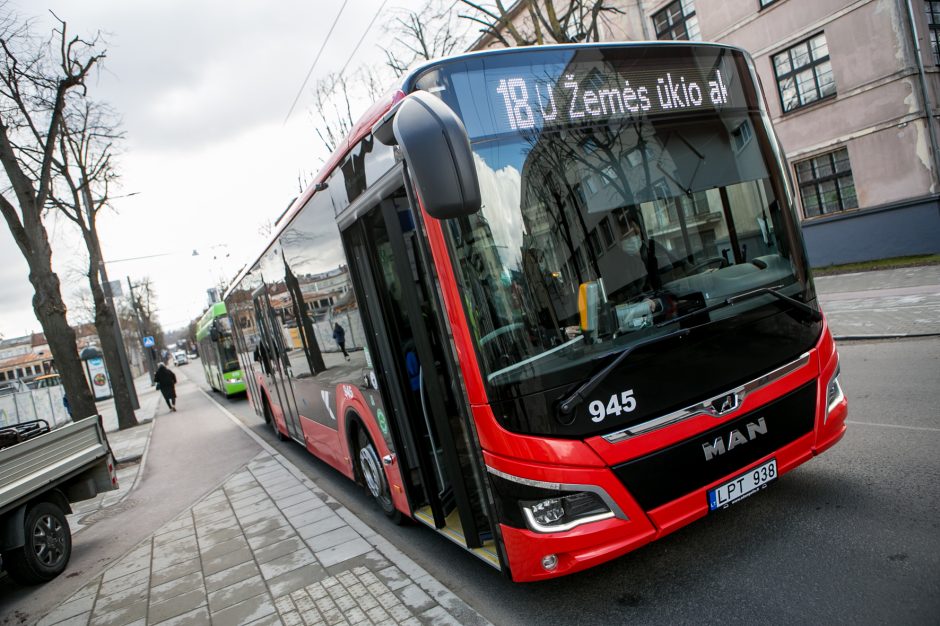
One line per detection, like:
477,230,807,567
142,336,155,348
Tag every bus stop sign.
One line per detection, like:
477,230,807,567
142,336,155,348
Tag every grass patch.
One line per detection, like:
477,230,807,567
812,254,940,276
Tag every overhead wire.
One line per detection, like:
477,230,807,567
333,0,388,78
283,0,350,124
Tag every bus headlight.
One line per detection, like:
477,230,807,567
520,491,614,533
487,468,625,534
825,363,844,420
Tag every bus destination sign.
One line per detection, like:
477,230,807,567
490,65,738,135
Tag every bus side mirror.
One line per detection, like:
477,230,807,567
209,324,220,342
392,91,481,220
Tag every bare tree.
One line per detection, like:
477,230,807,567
384,0,469,77
126,276,163,378
0,7,104,421
131,277,165,353
307,1,470,156
308,66,388,154
49,96,138,429
459,0,623,46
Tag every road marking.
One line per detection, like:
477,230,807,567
818,285,940,301
846,420,940,433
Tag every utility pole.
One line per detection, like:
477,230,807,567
127,277,156,383
82,183,140,411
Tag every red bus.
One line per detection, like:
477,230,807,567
224,42,847,582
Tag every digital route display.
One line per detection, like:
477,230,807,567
426,48,750,140
494,68,731,131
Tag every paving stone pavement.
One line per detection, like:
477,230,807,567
38,451,491,626
814,266,940,339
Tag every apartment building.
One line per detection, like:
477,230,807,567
468,0,940,266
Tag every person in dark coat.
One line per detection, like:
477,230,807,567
154,362,177,411
333,323,350,360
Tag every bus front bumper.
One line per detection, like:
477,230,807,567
487,339,847,582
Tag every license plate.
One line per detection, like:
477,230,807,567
708,459,777,511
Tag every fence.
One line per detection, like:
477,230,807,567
0,387,72,429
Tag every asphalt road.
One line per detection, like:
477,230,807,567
218,337,940,625
2,338,935,625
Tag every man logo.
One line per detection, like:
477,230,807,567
702,417,768,461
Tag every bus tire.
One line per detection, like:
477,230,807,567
3,501,72,584
356,429,401,523
263,397,288,442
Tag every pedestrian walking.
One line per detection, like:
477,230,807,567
333,322,350,360
154,362,178,412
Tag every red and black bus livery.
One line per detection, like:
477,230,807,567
224,42,847,582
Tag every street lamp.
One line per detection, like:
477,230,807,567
97,258,139,410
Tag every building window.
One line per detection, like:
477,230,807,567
772,33,835,112
600,217,615,247
926,2,940,64
760,0,777,7
653,0,700,41
731,120,753,152
795,148,858,217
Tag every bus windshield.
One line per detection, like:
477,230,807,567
216,317,240,373
414,45,812,390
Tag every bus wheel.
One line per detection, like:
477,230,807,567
357,430,401,523
263,398,288,442
3,501,72,584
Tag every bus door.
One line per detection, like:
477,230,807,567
251,287,303,441
344,186,493,554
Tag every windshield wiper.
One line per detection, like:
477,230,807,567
656,285,822,329
557,327,691,417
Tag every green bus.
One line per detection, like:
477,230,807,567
195,302,246,397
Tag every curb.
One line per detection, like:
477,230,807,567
198,386,492,626
833,332,940,341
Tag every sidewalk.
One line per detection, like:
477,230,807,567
814,265,940,339
40,442,490,625
68,374,162,530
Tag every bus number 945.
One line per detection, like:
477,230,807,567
589,390,637,423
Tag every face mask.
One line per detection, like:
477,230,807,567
621,235,641,255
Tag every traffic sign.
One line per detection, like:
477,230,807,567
142,336,155,348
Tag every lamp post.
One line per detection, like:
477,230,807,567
84,179,140,412
98,259,139,410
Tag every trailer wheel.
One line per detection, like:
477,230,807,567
3,501,72,584
357,429,401,523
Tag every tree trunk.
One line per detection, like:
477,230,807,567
82,220,138,430
29,266,97,421
89,269,138,429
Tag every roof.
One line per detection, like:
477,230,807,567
0,351,52,370
195,302,228,341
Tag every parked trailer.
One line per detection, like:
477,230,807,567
0,417,118,584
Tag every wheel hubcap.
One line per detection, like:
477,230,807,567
33,514,65,566
359,445,385,499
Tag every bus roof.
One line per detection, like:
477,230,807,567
195,302,227,341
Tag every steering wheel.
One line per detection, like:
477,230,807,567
688,256,729,275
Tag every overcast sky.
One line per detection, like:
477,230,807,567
0,0,427,338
